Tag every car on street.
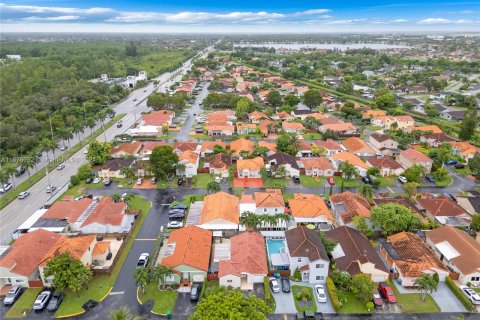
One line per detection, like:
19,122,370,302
136,178,143,185
170,204,188,210
116,122,123,128
59,145,68,151
150,177,157,184
3,286,24,306
378,282,397,303
361,176,372,184
0,183,13,193
104,178,113,186
460,286,480,305
177,177,184,186
83,148,88,154
426,176,435,183
18,191,30,199
281,277,291,293
133,98,137,102
85,177,93,184
454,163,466,169
169,208,186,214
15,168,26,177
373,289,384,308
167,221,183,229
292,176,301,184
398,176,408,184
447,160,458,165
57,164,65,170
314,284,327,303
269,278,281,293
46,292,64,312
296,311,322,320
33,290,52,311
137,253,149,268
93,177,102,184
190,284,201,301
169,212,186,221
46,186,56,193
443,192,457,202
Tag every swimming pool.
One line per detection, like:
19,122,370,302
266,239,285,255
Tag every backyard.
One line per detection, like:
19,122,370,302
338,290,371,314
194,173,214,188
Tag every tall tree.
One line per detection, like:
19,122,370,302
240,211,262,231
402,182,419,198
151,265,173,290
150,146,178,180
133,267,150,295
371,203,419,236
339,161,358,192
120,166,136,184
459,109,478,141
267,90,282,110
349,274,374,303
206,181,221,194
358,184,374,202
302,89,322,110
2,163,17,189
87,140,112,165
414,274,438,301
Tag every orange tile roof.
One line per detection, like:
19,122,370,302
162,225,212,272
331,152,368,169
201,192,240,224
417,197,468,217
42,198,93,223
249,111,270,121
258,141,277,152
362,110,387,118
330,192,371,224
254,189,284,208
205,124,235,133
342,137,369,153
179,150,199,165
0,229,62,276
414,125,443,134
142,111,173,126
301,157,333,171
218,232,267,277
289,194,334,220
308,113,328,120
174,141,198,153
93,241,110,256
40,235,96,266
110,141,143,156
395,115,414,123
399,149,432,163
142,141,169,153
230,138,254,152
201,140,226,153
321,123,356,132
276,112,294,120
81,197,126,227
450,141,480,157
282,122,305,131
314,139,343,151
237,157,264,171
208,153,232,170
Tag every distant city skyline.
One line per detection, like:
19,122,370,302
1,0,479,33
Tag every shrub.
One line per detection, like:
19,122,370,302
290,267,302,282
70,175,80,186
326,276,341,312
445,277,474,312
263,277,275,312
366,301,374,311
296,287,312,302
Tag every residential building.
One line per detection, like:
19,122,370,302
330,192,371,225
369,133,399,156
288,194,334,229
237,157,264,178
319,123,357,135
173,142,199,155
450,141,480,161
257,141,277,156
176,150,200,178
300,157,334,177
413,125,443,134
248,111,270,123
236,122,257,135
230,138,255,159
342,137,377,158
200,140,227,157
266,152,300,177
205,153,231,178
417,196,471,227
254,189,285,216
205,124,235,137
97,158,135,179
139,141,169,159
441,110,465,121
330,152,368,177
313,140,344,156
419,133,457,148
397,149,433,174
282,122,305,134
109,141,143,158
366,157,405,177
199,192,240,230
129,111,174,137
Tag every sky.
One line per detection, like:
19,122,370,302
1,0,479,33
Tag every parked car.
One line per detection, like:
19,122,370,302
190,284,201,301
150,177,157,184
398,176,408,184
83,148,88,154
169,213,185,221
281,277,291,293
314,284,327,303
361,176,372,184
378,282,397,303
15,168,26,177
3,286,24,306
136,178,143,185
177,177,184,186
454,163,466,169
137,253,149,268
372,289,384,308
447,160,458,165
292,176,300,184
426,176,435,183
116,123,123,128
296,311,322,320
46,186,56,193
93,177,102,184
169,208,186,215
0,183,13,193
46,292,64,312
18,191,30,199
215,176,221,183
33,290,52,311
170,204,188,210
269,278,281,293
59,145,67,151
133,98,137,102
460,286,480,305
85,177,93,184
104,178,113,186
167,221,184,229
443,192,457,202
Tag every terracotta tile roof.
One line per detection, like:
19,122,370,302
249,111,270,121
174,142,198,153
450,141,480,157
207,153,231,170
258,119,278,135
142,141,169,154
218,232,267,277
0,229,62,276
258,141,277,152
201,192,240,224
282,122,305,131
200,140,226,153
395,115,414,123
330,192,371,224
42,198,93,223
237,157,264,171
40,235,96,266
205,124,234,133
314,139,343,151
254,189,284,208
285,226,330,262
300,157,333,171
321,123,356,132
399,149,432,163
342,137,370,153
162,225,212,272
386,232,447,278
362,110,387,118
230,138,254,153
109,141,143,156
370,133,394,143
319,117,342,125
420,133,457,144
326,226,388,274
366,157,402,170
81,197,127,227
426,226,480,276
179,150,199,165
142,111,173,126
308,113,328,120
331,152,368,169
417,197,468,217
93,241,110,256
414,125,443,134
289,193,333,220
276,112,294,120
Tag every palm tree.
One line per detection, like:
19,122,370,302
86,117,96,135
414,273,438,301
435,167,448,180
57,127,73,148
151,265,173,289
173,163,186,177
275,165,287,178
289,134,301,156
39,138,56,163
22,154,38,181
0,168,10,190
3,163,17,189
133,267,150,295
206,181,221,194
120,167,136,184
437,143,453,166
72,121,85,145
240,211,262,231
112,193,122,203
123,193,135,207
339,161,358,192
358,184,374,202
97,110,109,142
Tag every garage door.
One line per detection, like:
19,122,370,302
193,274,205,282
372,275,387,283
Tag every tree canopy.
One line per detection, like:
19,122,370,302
149,145,179,179
44,252,92,296
371,203,419,236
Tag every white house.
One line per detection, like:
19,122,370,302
176,150,199,178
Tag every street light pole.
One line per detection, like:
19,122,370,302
49,114,55,142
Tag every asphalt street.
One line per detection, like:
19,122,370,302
176,82,209,141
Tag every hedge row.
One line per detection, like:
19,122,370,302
445,276,474,312
264,277,276,312
326,276,341,312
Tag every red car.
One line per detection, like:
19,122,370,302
378,282,397,303
373,289,384,307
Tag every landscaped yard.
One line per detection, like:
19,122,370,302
188,134,210,140
291,285,317,313
263,178,286,188
367,125,383,131
194,173,213,188
54,196,152,317
391,283,440,313
157,179,179,189
453,167,472,175
299,175,326,187
64,180,107,197
338,290,371,314
374,176,396,187
434,175,453,187
283,193,294,202
138,283,178,315
5,288,42,318
333,176,359,188
303,133,322,139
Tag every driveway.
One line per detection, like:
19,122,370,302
303,283,336,314
173,292,198,316
272,289,296,314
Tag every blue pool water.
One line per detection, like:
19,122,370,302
266,239,285,255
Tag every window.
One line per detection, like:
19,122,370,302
298,258,302,262
15,279,24,283
227,279,232,283
316,276,321,280
263,208,267,213
274,208,278,213
316,264,324,269
319,276,324,281
471,277,480,282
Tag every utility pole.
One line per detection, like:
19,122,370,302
49,114,55,142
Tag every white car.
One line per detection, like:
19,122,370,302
33,290,51,311
167,221,183,229
398,176,408,184
93,177,102,184
0,183,13,193
269,278,281,293
215,176,221,183
315,284,327,303
136,178,143,185
137,253,149,268
18,191,30,199
83,148,88,154
46,186,56,193
460,286,480,305
57,164,65,170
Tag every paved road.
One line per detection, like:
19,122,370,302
176,82,209,141
0,46,214,244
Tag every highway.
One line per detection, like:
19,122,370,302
0,46,213,244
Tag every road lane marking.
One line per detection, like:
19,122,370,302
135,238,157,241
387,187,394,193
458,189,464,193
109,291,125,296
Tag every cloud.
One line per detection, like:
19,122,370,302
0,3,113,14
297,9,331,15
23,15,81,21
418,17,479,24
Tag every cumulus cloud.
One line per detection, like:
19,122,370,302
23,15,81,21
0,3,113,14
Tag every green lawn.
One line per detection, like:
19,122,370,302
194,173,213,188
291,285,317,313
138,283,177,315
157,179,179,189
434,175,453,187
303,133,322,139
333,176,359,188
5,288,42,318
263,178,286,188
391,283,440,313
283,194,294,202
188,134,210,140
375,176,396,187
54,196,152,317
299,175,326,187
453,167,472,175
338,290,371,314
367,125,383,131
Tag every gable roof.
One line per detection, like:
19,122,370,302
285,226,329,262
282,122,305,131
370,133,395,143
237,157,264,171
314,139,343,151
142,111,173,126
142,141,169,154
174,141,198,153
417,197,468,217
366,157,403,170
331,152,368,169
201,192,240,224
230,138,255,153
109,141,143,156
267,152,299,169
289,194,334,221
42,197,93,223
330,192,371,224
300,157,333,171
258,141,277,152
40,235,96,266
81,197,127,227
218,232,267,277
162,225,212,272
414,125,443,134
207,153,232,170
321,123,356,132
200,140,227,153
97,158,135,172
399,149,432,163
326,226,388,274
179,150,199,165
342,137,370,153
254,189,284,208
